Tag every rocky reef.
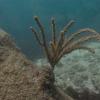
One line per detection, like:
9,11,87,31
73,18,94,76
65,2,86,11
35,42,100,100
31,16,100,100
0,27,100,100
0,28,73,100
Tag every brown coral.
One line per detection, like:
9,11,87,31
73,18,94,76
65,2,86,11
30,16,100,68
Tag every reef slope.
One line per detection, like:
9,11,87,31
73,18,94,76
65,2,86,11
0,29,73,100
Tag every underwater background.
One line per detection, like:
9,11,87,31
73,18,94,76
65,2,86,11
0,0,100,60
0,0,100,97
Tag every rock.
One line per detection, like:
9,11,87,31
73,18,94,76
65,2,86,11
35,42,100,100
0,29,37,100
66,87,100,100
0,29,17,49
0,29,74,100
78,88,100,100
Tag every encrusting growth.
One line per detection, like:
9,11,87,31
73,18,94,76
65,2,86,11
30,16,100,68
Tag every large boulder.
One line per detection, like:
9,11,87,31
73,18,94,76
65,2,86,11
35,42,100,100
0,29,74,100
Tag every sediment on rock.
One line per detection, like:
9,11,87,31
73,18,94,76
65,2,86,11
0,29,74,100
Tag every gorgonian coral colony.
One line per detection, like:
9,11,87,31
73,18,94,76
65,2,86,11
30,16,100,68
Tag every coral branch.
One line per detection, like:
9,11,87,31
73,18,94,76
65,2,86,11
30,26,43,46
34,16,44,34
33,16,52,65
51,17,56,45
70,34,100,47
31,16,100,68
55,31,65,60
49,41,56,54
62,20,74,33
34,16,46,45
62,28,100,51
60,45,95,59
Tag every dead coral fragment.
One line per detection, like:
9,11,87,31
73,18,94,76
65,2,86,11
30,16,100,68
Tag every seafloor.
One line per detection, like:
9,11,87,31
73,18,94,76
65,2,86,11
0,28,100,100
35,42,100,95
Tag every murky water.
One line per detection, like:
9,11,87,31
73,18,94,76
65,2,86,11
0,0,100,60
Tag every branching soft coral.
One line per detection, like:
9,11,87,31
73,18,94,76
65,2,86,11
30,16,100,68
